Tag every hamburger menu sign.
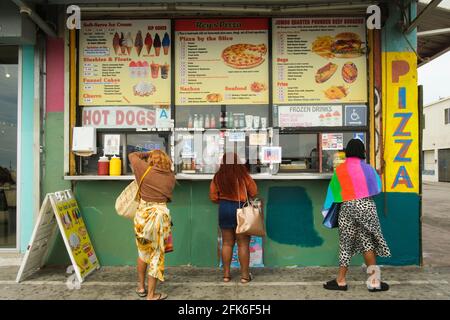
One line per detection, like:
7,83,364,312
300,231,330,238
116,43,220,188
272,17,367,104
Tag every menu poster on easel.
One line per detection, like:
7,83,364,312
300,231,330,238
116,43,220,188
175,19,269,106
53,196,100,279
79,20,171,106
272,18,367,104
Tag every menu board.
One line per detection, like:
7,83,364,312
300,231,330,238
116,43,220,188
175,19,269,106
273,17,367,104
79,20,171,106
278,105,343,127
53,196,100,279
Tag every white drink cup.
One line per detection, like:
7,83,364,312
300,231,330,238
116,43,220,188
261,117,267,128
253,116,260,129
245,115,253,128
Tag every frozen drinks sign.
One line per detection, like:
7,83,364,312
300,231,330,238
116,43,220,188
82,106,171,128
278,105,342,127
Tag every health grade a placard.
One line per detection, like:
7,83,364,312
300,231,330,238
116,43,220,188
79,20,171,106
54,199,99,277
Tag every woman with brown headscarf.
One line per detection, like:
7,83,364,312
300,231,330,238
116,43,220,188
209,153,258,283
128,150,175,300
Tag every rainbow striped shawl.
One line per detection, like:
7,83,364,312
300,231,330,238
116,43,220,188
322,157,381,217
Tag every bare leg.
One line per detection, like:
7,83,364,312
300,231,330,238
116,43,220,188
236,234,251,281
337,266,348,286
147,275,158,299
137,257,147,292
221,229,236,281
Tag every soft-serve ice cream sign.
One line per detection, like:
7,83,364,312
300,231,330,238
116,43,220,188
79,20,171,106
82,106,171,129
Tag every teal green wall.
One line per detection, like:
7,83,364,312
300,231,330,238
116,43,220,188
42,112,71,196
47,181,419,267
19,45,36,252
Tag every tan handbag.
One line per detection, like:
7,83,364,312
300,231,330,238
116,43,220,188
115,165,152,219
236,180,266,237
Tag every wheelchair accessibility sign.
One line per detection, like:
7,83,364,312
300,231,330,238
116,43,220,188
345,105,367,126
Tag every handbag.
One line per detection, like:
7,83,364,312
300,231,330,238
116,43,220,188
115,165,152,219
235,180,266,237
322,202,341,229
164,232,174,253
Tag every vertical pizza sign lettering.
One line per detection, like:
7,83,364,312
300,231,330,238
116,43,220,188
175,19,269,106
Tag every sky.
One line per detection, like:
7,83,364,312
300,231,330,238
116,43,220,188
417,0,450,106
418,51,450,106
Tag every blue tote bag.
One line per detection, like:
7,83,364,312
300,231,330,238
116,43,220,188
322,203,341,229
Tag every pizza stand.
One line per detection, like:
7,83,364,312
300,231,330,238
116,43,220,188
17,190,100,283
55,2,421,268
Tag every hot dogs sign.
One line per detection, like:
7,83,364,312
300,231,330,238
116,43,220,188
272,18,367,104
79,20,171,106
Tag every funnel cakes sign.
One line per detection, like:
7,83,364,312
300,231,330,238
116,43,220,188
79,20,171,106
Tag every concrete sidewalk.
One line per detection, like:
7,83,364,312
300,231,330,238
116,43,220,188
1,265,450,300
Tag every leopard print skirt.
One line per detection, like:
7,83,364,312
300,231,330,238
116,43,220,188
338,197,391,267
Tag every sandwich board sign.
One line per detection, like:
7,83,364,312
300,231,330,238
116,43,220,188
16,190,100,283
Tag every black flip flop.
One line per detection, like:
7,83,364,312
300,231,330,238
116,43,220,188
368,281,389,292
136,288,147,298
240,273,253,284
323,279,348,291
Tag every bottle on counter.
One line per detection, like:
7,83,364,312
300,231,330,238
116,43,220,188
188,115,193,128
224,112,229,128
97,156,110,175
210,114,216,128
228,112,234,128
220,111,225,128
109,155,122,176
193,114,198,128
199,114,204,128
205,114,210,129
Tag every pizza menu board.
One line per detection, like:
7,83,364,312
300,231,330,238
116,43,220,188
79,20,171,106
272,18,367,104
175,19,269,106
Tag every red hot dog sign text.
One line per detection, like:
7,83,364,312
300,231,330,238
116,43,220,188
82,106,171,128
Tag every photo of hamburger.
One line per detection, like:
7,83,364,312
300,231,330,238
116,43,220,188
342,62,358,83
331,32,364,58
315,62,338,83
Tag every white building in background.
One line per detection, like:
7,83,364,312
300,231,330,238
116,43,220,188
422,97,450,182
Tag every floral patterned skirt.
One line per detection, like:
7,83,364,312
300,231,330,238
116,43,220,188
134,200,171,282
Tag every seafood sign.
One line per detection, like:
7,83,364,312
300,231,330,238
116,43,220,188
79,20,171,106
272,18,367,104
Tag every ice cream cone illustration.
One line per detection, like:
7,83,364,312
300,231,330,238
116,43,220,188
113,32,120,55
144,32,152,55
125,32,133,55
162,32,170,55
153,33,161,57
135,30,143,56
119,32,126,54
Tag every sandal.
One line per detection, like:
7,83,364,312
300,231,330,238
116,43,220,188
240,273,253,284
323,279,348,291
368,281,389,292
135,288,147,298
147,293,168,300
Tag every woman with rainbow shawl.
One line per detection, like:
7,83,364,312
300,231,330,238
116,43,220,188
322,139,391,292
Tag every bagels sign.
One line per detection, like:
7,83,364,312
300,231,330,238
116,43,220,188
82,106,171,128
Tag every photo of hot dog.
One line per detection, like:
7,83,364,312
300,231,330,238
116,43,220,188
342,62,358,83
315,62,338,83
